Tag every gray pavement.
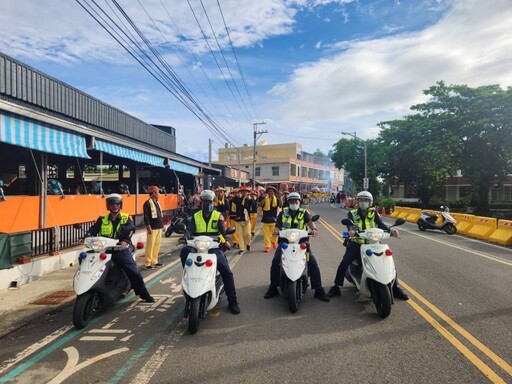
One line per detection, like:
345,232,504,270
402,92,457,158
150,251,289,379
0,231,182,337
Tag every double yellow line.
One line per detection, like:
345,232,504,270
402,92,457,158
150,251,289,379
316,214,511,383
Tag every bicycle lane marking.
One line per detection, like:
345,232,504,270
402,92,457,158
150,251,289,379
316,214,511,383
0,257,183,383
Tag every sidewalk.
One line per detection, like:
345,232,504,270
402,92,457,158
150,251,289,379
0,231,181,337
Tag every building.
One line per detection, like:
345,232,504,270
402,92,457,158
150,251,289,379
214,142,344,192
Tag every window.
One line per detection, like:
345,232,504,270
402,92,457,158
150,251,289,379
255,167,261,177
272,166,279,176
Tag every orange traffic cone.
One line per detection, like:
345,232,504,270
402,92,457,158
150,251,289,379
389,207,393,215
382,207,386,215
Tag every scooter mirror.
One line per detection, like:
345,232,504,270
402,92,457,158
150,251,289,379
225,227,236,235
310,214,320,222
394,218,406,226
341,218,353,226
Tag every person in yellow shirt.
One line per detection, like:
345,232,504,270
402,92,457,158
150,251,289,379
258,186,281,252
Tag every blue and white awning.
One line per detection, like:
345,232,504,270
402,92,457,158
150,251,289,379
95,139,165,167
168,160,199,176
0,112,90,158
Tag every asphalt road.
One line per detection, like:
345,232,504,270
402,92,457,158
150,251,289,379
0,203,511,384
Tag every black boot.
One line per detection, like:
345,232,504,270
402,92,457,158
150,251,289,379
264,285,279,299
314,287,330,302
228,301,241,314
393,286,409,301
327,285,341,297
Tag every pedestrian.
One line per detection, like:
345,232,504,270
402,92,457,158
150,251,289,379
86,193,154,302
249,190,259,237
258,185,281,252
230,185,252,254
143,185,164,270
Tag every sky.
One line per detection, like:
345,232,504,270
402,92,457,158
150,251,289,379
1,0,511,163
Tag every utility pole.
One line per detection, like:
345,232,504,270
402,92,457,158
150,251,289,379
252,122,267,190
341,131,368,190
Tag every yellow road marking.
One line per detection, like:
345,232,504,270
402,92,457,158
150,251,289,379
312,209,511,382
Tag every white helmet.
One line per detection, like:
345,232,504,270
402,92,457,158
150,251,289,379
287,192,301,201
357,191,373,205
106,193,123,209
200,189,215,202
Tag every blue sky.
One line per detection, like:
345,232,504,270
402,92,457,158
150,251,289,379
1,0,511,162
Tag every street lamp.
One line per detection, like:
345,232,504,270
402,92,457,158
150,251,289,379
341,131,368,190
252,122,267,190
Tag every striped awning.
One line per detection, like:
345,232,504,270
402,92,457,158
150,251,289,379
168,159,199,176
0,111,90,158
95,139,165,167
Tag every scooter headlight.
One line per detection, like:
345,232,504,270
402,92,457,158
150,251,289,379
288,230,301,243
84,238,107,251
193,239,212,252
368,232,384,242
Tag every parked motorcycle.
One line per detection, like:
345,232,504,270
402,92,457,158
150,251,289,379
417,206,457,234
72,237,133,329
342,217,405,319
164,207,197,238
177,224,235,334
278,214,320,313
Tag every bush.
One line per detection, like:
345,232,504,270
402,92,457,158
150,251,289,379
378,198,396,211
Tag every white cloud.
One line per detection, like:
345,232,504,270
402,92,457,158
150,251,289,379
270,0,512,140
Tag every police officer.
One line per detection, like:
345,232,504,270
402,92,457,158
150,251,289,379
86,193,155,303
180,190,241,314
327,191,409,300
263,192,330,302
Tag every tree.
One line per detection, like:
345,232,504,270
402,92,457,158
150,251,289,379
412,82,512,213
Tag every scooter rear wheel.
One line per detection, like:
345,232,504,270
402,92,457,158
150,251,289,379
444,223,457,235
417,222,427,231
73,291,100,329
373,283,392,319
188,298,200,334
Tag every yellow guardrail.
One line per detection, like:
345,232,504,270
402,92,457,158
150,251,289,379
466,216,498,240
489,220,512,246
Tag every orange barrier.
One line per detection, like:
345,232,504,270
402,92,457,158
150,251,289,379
1,194,179,233
489,220,512,246
466,216,497,240
452,213,475,235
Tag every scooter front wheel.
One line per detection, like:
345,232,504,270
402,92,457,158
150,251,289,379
73,291,101,329
188,298,200,334
417,222,427,231
373,283,392,319
443,223,457,235
287,280,301,313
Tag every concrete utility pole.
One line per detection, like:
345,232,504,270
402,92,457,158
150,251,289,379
341,131,368,190
252,122,267,189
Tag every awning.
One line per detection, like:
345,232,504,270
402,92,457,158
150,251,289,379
0,111,90,158
95,138,165,167
168,159,199,176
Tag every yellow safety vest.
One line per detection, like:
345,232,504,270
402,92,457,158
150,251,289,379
282,207,306,230
350,208,377,244
193,210,221,235
100,212,129,238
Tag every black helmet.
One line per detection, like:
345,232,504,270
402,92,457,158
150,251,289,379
106,193,123,209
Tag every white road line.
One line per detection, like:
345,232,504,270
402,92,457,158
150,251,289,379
0,325,73,375
87,329,127,334
399,226,512,266
79,336,117,341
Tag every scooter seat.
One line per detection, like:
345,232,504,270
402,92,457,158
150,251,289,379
423,212,438,219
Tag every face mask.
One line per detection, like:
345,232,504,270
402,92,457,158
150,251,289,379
289,203,300,211
202,203,213,213
359,201,370,210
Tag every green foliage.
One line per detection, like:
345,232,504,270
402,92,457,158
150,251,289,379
378,197,395,211
377,81,512,213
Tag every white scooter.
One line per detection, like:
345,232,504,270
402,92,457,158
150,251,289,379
342,218,405,319
279,214,319,313
177,224,235,334
417,206,457,234
72,237,133,328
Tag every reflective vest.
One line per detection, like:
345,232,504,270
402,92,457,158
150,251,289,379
194,210,221,235
282,207,306,230
100,212,129,238
350,208,377,244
